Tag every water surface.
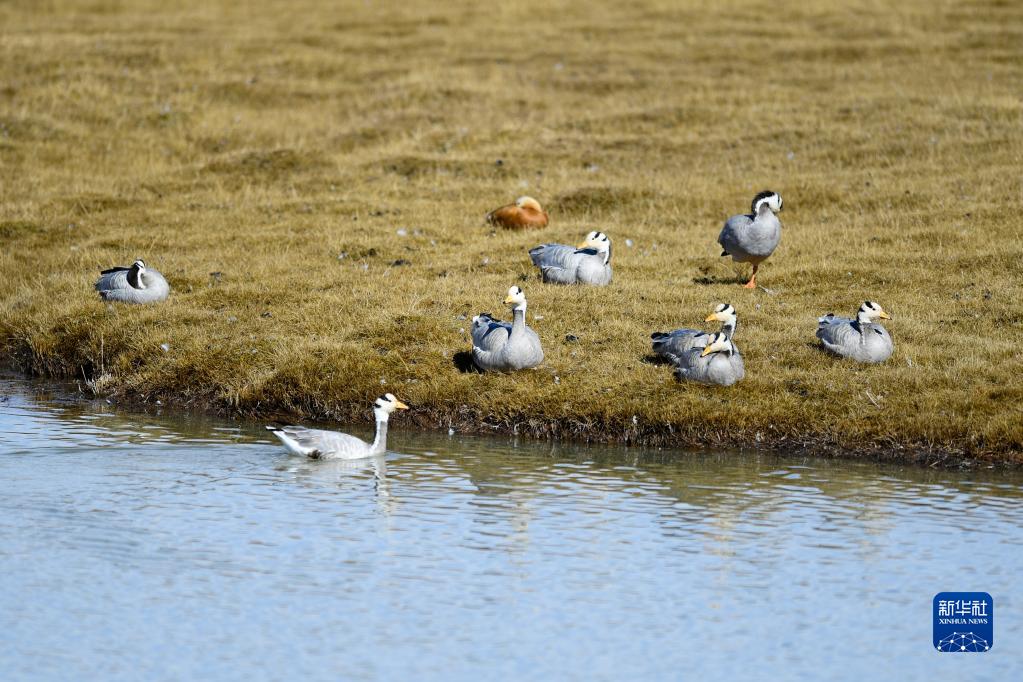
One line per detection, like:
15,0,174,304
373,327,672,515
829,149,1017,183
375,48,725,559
1,378,1019,680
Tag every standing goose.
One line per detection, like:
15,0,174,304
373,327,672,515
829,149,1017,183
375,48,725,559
471,286,544,372
718,190,783,288
673,332,745,386
94,259,170,303
816,301,894,363
528,231,612,285
486,196,549,230
651,303,743,376
266,394,409,460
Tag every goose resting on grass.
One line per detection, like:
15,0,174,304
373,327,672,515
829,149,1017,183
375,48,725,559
94,259,170,303
718,190,783,288
651,303,741,366
266,394,409,460
486,196,549,230
673,332,745,386
528,231,612,285
471,286,544,372
651,304,745,386
817,301,894,363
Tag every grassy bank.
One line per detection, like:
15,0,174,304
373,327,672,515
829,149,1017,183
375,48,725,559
1,0,1021,465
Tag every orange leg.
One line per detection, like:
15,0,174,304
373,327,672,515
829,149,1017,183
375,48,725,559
742,264,758,289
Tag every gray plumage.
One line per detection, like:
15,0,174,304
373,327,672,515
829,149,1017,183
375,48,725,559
718,191,783,287
528,231,612,285
266,394,408,460
651,303,745,381
471,286,544,372
471,313,510,353
817,301,894,364
94,259,170,304
672,332,744,386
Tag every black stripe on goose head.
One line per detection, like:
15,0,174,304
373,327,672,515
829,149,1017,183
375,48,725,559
751,190,779,214
860,301,883,316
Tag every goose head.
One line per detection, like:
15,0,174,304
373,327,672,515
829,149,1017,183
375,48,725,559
856,300,891,324
700,332,734,357
373,393,409,422
577,231,612,264
128,259,147,289
751,190,783,215
503,285,528,312
516,196,544,214
705,302,737,327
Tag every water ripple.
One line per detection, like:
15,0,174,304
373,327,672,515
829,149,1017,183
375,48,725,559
1,377,1022,680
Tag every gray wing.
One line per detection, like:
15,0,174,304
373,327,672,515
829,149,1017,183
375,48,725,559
529,243,587,284
95,269,130,293
471,314,511,351
275,426,370,459
471,344,504,372
673,347,713,382
816,315,862,357
717,213,754,259
651,328,712,363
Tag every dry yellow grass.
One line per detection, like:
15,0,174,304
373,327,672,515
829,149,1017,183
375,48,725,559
1,0,1021,464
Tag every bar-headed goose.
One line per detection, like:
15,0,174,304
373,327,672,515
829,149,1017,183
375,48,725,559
94,259,170,303
266,394,409,460
718,190,783,288
673,332,745,386
471,286,544,372
817,301,894,363
651,303,743,375
528,231,612,285
486,196,549,230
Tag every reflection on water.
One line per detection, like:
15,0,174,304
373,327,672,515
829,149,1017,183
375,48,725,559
1,378,1020,681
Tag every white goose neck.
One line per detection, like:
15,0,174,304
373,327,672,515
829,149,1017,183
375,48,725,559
372,419,386,456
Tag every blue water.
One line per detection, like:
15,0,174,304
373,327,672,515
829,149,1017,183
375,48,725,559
0,378,1019,681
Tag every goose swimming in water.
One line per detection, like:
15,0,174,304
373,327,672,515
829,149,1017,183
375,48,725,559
94,259,170,303
486,196,549,230
673,332,745,386
651,304,745,385
718,190,783,288
266,394,409,460
817,301,894,363
471,286,544,372
528,231,612,285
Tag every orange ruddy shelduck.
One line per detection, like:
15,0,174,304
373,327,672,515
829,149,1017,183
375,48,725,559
485,196,549,230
